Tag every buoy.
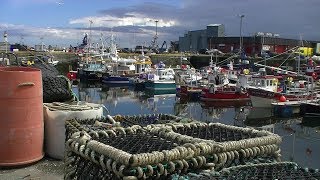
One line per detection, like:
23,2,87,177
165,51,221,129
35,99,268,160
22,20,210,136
279,95,286,102
67,72,72,80
312,72,317,80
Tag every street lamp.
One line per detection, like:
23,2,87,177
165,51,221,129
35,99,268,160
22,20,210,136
239,14,245,53
89,20,93,52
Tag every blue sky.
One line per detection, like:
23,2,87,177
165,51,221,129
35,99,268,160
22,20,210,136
0,0,319,48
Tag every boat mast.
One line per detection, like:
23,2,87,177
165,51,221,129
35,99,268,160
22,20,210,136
297,34,303,75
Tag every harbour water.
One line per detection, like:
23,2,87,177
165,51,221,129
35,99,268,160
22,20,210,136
73,82,320,169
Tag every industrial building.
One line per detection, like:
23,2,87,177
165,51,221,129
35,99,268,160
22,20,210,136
208,34,320,56
178,25,320,56
179,24,225,52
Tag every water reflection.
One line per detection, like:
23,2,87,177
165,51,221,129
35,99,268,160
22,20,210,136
72,83,320,169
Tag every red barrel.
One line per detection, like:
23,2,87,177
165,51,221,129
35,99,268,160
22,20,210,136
0,66,43,166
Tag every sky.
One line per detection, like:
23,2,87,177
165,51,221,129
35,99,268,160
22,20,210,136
0,0,319,48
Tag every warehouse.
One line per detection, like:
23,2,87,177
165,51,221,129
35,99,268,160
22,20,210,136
208,34,319,56
178,25,320,56
179,24,225,52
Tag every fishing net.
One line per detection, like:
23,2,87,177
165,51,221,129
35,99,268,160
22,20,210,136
172,162,320,180
22,55,73,103
43,75,74,103
31,60,60,77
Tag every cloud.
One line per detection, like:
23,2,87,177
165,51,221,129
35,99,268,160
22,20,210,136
2,0,320,47
69,13,176,28
70,0,320,41
0,23,84,46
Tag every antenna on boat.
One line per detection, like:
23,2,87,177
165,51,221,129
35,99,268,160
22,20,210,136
297,34,303,75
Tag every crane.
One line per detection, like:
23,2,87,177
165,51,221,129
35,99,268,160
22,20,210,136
158,41,167,53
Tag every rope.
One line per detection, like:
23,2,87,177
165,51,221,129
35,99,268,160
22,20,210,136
44,101,102,111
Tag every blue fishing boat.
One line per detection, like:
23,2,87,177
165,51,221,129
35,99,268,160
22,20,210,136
102,75,130,84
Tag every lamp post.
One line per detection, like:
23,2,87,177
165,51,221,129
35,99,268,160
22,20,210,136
239,14,245,53
89,20,93,52
153,20,159,50
155,20,158,37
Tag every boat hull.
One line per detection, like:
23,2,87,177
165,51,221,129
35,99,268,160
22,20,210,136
144,80,176,90
78,69,102,81
200,88,249,101
102,76,130,84
250,95,274,108
248,87,316,108
300,101,320,116
179,85,202,100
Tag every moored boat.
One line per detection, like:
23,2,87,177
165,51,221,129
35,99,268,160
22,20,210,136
248,68,317,108
102,75,130,84
201,84,250,101
78,62,106,82
144,68,176,91
200,73,252,102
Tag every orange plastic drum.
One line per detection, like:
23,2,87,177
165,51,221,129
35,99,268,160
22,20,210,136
0,66,44,166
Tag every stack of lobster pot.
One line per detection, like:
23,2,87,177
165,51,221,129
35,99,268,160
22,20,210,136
114,113,191,127
171,162,320,180
65,125,216,179
147,122,282,170
65,117,282,179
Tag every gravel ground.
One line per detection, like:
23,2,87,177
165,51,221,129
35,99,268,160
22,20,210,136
0,157,64,180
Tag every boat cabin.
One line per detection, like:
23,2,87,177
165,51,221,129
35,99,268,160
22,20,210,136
237,74,253,88
147,68,175,81
252,74,280,92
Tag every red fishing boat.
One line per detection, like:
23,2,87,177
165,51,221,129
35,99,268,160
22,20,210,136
200,73,252,101
201,84,250,101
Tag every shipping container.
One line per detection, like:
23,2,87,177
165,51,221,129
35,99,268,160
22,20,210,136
298,47,313,56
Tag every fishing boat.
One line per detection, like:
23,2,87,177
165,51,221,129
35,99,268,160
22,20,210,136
102,75,131,84
101,37,136,85
128,50,153,89
303,58,320,78
78,61,106,81
200,72,252,102
175,68,203,98
144,68,176,91
201,84,250,101
247,68,317,108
